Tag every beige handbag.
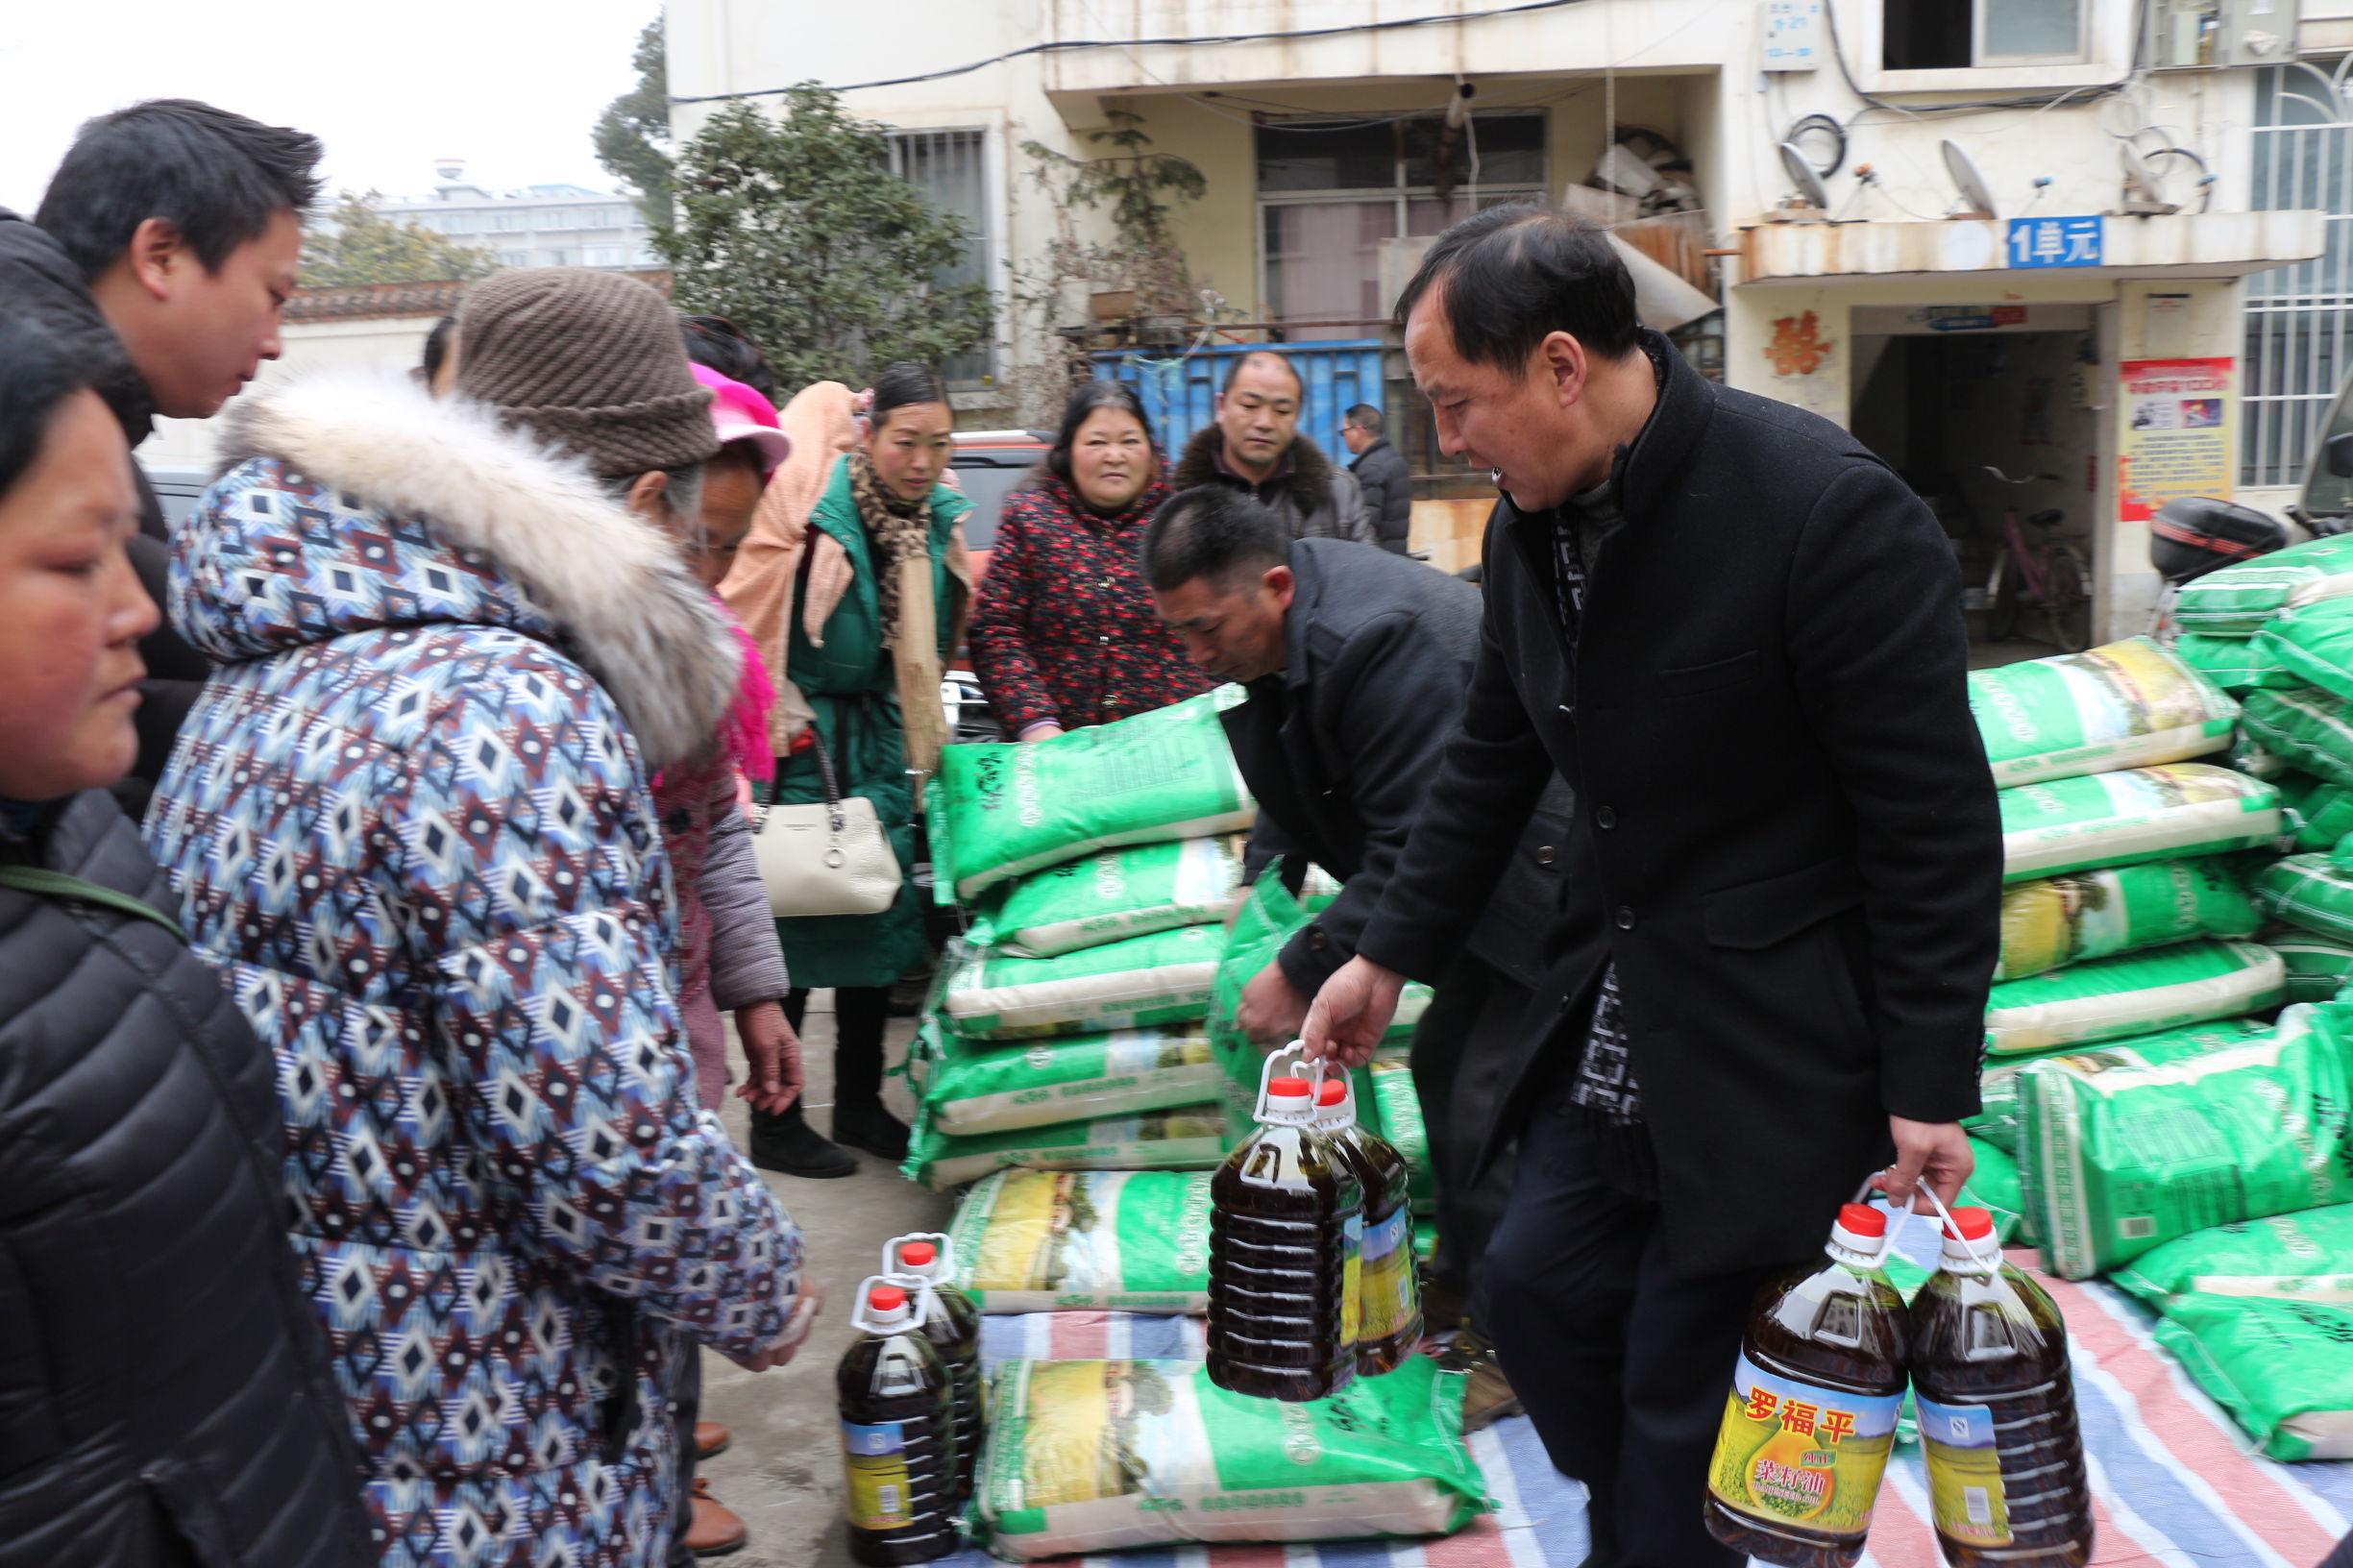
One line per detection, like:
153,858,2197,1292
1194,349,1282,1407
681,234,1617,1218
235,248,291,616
752,724,902,919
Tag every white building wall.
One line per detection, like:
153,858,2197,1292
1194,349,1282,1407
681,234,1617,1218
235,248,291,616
138,316,441,475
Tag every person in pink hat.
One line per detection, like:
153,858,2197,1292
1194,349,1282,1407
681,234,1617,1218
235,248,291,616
650,355,801,1560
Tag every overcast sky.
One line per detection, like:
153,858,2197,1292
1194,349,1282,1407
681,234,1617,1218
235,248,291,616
0,0,658,213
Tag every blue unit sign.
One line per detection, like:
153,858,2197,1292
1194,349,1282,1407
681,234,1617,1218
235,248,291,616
2007,215,2104,269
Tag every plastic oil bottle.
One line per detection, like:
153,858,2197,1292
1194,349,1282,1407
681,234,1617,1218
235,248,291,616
1909,1207,2094,1567
838,1277,959,1565
1315,1074,1423,1376
885,1233,984,1501
1703,1203,1911,1568
1207,1046,1362,1403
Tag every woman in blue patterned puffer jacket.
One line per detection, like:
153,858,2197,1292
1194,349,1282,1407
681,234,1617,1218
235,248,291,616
144,350,811,1567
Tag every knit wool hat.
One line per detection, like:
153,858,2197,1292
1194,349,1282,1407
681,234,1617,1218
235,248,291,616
453,268,717,479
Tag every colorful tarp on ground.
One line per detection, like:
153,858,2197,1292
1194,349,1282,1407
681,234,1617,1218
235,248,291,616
940,1256,2353,1568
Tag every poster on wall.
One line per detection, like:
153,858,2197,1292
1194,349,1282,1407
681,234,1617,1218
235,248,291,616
2118,357,2235,521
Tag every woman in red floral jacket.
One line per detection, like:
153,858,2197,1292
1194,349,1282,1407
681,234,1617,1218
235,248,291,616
969,381,1213,739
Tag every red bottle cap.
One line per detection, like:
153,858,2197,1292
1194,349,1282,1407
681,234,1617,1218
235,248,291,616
871,1285,909,1313
1268,1077,1311,1101
1317,1081,1347,1106
1838,1203,1888,1237
1943,1207,1996,1241
899,1241,937,1269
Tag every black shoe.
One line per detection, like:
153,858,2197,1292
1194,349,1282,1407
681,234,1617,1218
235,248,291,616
888,968,932,1018
833,1101,911,1163
748,1106,857,1179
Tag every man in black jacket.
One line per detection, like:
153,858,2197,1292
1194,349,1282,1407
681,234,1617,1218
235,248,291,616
1142,484,1569,1376
1171,350,1372,544
1342,403,1414,554
19,99,321,817
1301,208,2000,1566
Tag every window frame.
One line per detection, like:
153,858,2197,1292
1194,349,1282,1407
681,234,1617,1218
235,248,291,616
1864,0,2121,93
884,123,1003,390
1252,110,1549,330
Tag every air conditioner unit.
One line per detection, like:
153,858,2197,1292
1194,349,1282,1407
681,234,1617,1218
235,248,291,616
2146,0,2298,70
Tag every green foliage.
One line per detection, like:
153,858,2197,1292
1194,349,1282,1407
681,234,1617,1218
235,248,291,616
1021,110,1206,261
300,192,498,288
660,89,992,391
595,14,674,232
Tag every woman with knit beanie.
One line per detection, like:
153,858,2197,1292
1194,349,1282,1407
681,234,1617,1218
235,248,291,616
721,361,973,1176
144,268,814,1568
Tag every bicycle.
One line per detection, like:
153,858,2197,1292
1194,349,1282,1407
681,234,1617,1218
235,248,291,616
1981,467,2092,653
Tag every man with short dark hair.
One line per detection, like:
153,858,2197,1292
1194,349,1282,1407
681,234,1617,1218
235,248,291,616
1341,403,1412,555
1300,205,2000,1566
23,98,321,814
1142,481,1568,1410
1172,349,1372,544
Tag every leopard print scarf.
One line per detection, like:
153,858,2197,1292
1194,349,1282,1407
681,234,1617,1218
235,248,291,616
847,445,934,650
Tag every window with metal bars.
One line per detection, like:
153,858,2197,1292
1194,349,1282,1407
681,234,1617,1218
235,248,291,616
887,127,996,386
2246,61,2353,489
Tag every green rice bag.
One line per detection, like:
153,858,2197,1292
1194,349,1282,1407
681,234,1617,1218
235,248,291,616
2175,630,2299,694
2114,1203,2353,1307
1970,637,2237,787
943,924,1224,1040
1965,1139,2033,1245
2259,599,2353,708
1995,857,2260,983
974,1356,1484,1558
2233,735,2293,781
1364,1058,1434,1216
1998,765,2282,884
971,835,1249,958
935,688,1257,901
2282,772,2353,851
903,1104,1229,1192
2254,853,2353,943
1413,1218,1437,1265
2238,687,2353,789
908,1020,1223,1137
2146,1296,2353,1460
1983,939,2284,1056
2018,1001,2353,1279
949,1168,1213,1312
1966,1017,2275,1152
1208,868,1429,1087
2269,929,2353,1003
2175,530,2353,635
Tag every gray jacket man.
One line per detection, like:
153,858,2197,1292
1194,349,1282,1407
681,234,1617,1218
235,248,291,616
1142,488,1567,1330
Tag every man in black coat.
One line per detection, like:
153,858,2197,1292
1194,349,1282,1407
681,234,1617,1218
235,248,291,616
1342,403,1414,554
1141,484,1569,1370
1302,208,2000,1566
16,99,320,818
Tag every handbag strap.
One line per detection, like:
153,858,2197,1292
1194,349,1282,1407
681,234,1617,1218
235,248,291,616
759,537,849,826
0,864,188,942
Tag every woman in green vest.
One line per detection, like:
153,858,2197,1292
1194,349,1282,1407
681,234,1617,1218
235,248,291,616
750,363,971,1177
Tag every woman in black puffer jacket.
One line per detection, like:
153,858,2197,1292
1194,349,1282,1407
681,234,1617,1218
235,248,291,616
0,317,370,1565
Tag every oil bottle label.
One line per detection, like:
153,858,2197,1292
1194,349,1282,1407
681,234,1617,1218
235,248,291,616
1916,1395,2012,1547
1339,1213,1364,1347
842,1419,916,1531
1706,1354,1900,1536
1357,1209,1416,1342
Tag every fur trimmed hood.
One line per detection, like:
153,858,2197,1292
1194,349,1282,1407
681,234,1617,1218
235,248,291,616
1172,423,1338,511
183,370,739,769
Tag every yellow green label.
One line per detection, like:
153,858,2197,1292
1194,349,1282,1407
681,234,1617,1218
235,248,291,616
843,1420,915,1531
1339,1213,1363,1347
1916,1395,2012,1547
1706,1354,1900,1536
1358,1209,1416,1342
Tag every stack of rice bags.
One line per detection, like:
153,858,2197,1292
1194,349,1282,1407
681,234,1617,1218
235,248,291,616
905,689,1258,1191
1966,638,2286,1244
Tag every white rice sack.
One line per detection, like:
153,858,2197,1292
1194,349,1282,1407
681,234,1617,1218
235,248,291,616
972,835,1248,958
949,1168,1213,1312
1998,764,2283,884
942,925,1224,1041
1983,939,2286,1056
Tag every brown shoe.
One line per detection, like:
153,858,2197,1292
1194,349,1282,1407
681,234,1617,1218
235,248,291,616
686,1478,748,1557
1436,1329,1524,1433
695,1421,732,1459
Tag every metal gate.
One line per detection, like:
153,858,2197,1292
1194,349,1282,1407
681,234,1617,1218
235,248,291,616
2247,61,2353,488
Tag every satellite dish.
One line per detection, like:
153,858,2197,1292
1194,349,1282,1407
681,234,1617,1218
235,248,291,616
1778,142,1831,215
2119,144,2182,215
1942,140,1998,220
